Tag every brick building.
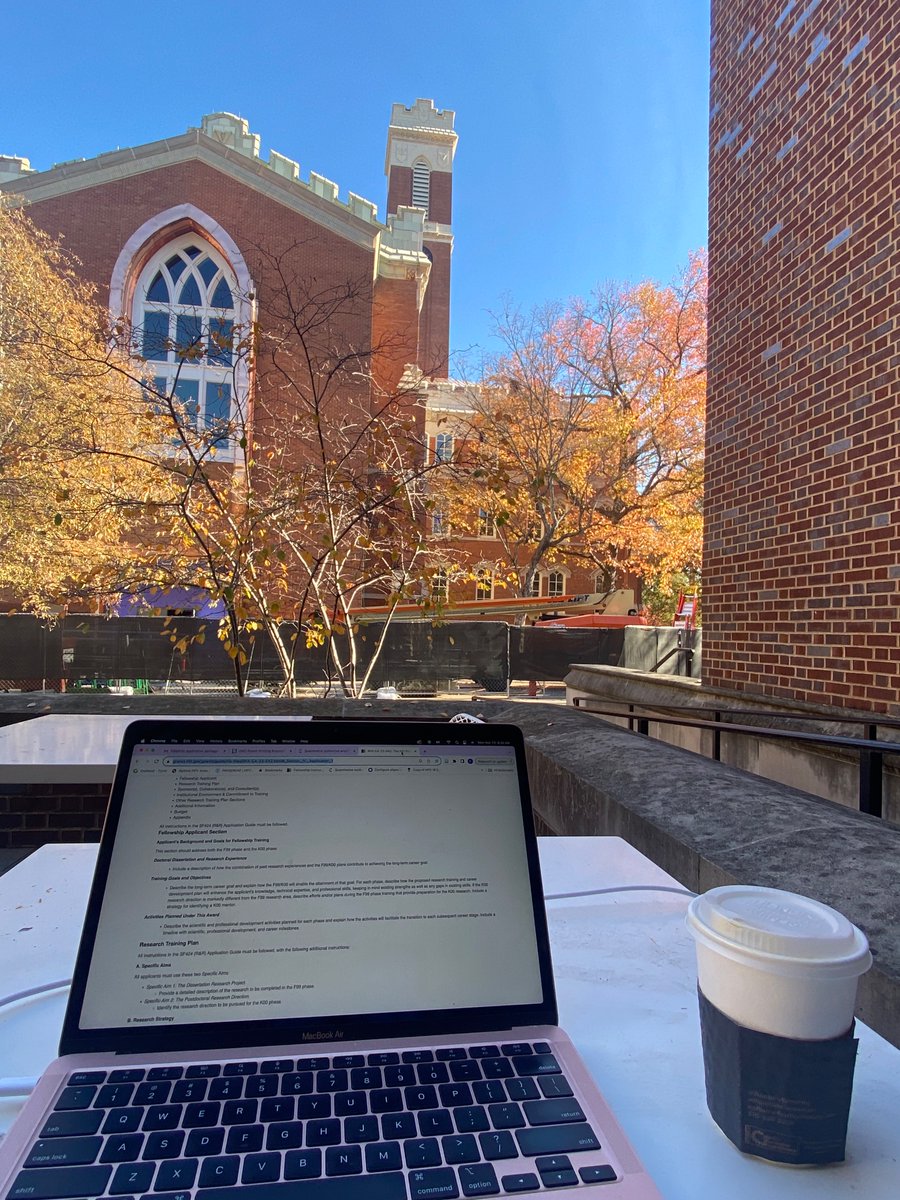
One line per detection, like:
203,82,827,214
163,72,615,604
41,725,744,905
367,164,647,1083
705,0,900,712
1,100,463,610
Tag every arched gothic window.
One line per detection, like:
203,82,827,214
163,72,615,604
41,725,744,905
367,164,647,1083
135,236,238,449
412,158,430,215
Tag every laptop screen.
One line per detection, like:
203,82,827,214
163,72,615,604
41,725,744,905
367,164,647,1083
75,723,548,1041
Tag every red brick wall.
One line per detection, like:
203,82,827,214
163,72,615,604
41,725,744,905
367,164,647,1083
420,240,452,377
428,171,452,225
387,165,413,215
705,0,900,712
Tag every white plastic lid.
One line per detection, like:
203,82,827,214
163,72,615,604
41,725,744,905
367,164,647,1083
687,885,871,975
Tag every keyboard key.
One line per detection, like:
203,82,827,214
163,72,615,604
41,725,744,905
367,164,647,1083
505,1079,539,1102
454,1106,489,1134
101,1134,145,1163
440,1083,473,1107
297,1096,332,1119
198,1157,239,1188
96,1084,135,1109
208,1079,243,1102
365,1142,402,1173
417,1110,453,1136
500,1045,531,1057
511,1054,560,1077
384,1066,416,1088
143,1107,184,1131
367,1053,399,1067
325,1145,363,1175
54,1086,97,1111
436,1049,467,1062
487,1103,524,1130
335,1091,367,1116
522,1099,585,1126
223,1061,257,1076
533,1043,552,1055
136,1082,172,1106
401,1050,434,1064
186,1065,220,1078
480,1059,514,1080
68,1072,106,1086
408,1167,458,1199
416,1062,449,1085
370,1088,403,1113
499,1173,539,1193
344,1116,379,1143
307,1119,342,1146
182,1103,221,1129
41,1112,104,1138
403,1138,441,1168
473,1082,506,1105
245,1075,278,1098
534,1156,572,1173
25,1137,103,1167
172,1080,208,1103
200,1175,407,1200
479,1131,518,1161
381,1113,416,1140
8,1165,111,1198
405,1086,438,1111
284,1149,322,1179
317,1070,348,1093
537,1075,573,1100
147,1068,183,1081
441,1133,479,1165
296,1057,329,1071
153,1158,198,1191
110,1162,155,1194
351,1068,382,1090
469,1046,500,1059
110,1070,146,1084
185,1130,223,1157
449,1061,482,1082
266,1123,303,1150
225,1125,263,1153
459,1163,500,1197
143,1133,185,1160
261,1098,294,1123
260,1059,293,1074
241,1155,280,1184
222,1100,258,1126
579,1165,617,1184
282,1072,314,1096
333,1056,365,1069
103,1110,144,1134
541,1170,577,1188
515,1123,601,1156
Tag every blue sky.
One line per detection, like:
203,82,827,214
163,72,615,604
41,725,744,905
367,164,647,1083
3,1,710,370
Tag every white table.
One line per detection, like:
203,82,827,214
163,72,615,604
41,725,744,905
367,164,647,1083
0,715,311,783
1,839,898,1199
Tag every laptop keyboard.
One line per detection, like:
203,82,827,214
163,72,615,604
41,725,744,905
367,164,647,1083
7,1043,619,1199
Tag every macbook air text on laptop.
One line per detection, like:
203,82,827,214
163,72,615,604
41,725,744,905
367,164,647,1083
0,720,660,1200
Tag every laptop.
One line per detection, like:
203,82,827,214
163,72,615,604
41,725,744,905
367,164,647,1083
0,719,660,1200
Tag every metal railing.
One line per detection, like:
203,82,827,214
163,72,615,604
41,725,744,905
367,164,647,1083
571,698,900,819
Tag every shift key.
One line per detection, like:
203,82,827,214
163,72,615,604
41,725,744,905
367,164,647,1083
8,1165,112,1199
516,1123,600,1156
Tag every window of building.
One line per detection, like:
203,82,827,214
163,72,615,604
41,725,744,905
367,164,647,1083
547,571,565,597
412,158,430,215
431,569,449,601
434,432,454,463
528,574,541,597
135,236,238,451
431,508,449,537
475,569,494,599
477,509,496,537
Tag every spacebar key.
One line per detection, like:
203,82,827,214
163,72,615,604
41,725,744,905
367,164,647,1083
516,1123,601,1155
201,1174,407,1200
8,1165,112,1199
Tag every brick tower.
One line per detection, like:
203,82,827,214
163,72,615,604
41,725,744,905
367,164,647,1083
385,99,457,377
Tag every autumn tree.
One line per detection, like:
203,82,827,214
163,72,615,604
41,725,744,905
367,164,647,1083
117,241,450,697
0,204,169,613
437,255,706,607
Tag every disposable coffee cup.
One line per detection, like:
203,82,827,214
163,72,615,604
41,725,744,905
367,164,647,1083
686,885,872,1165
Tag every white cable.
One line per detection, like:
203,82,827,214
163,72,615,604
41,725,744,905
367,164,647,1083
545,884,697,900
0,979,71,1010
0,1077,39,1098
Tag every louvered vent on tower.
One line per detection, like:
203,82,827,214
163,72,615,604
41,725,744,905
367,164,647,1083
411,159,430,214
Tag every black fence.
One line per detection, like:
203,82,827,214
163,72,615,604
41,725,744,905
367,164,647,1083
0,615,624,692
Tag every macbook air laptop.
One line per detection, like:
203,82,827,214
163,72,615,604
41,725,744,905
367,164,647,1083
0,719,660,1199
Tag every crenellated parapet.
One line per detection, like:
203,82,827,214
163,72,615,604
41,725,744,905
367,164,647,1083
377,206,432,308
385,99,457,175
0,155,35,184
